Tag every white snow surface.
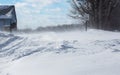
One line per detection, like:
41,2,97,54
0,29,120,75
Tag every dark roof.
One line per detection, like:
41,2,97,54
0,5,17,23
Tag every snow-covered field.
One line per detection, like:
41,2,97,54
0,29,120,75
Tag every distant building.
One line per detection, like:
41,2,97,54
0,5,17,32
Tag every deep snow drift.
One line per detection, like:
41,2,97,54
0,29,120,75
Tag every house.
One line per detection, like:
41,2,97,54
0,5,17,32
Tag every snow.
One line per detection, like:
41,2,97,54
0,29,120,75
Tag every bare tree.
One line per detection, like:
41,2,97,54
70,0,120,30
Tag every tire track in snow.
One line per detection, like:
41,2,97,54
0,37,27,58
0,36,20,52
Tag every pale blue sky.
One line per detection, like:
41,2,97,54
0,0,74,29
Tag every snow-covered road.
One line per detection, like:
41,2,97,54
0,30,120,75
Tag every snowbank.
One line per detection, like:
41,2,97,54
0,29,120,75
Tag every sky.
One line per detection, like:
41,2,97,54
0,0,74,29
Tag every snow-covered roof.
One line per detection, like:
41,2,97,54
0,5,17,23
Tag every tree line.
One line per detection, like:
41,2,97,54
36,24,85,32
17,24,85,33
